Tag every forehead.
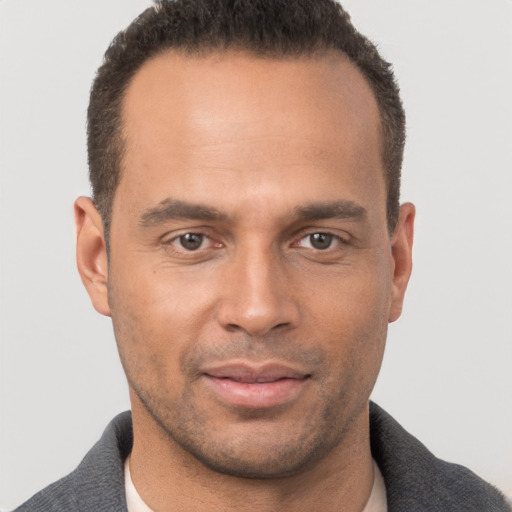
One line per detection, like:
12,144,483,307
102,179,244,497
122,50,381,147
117,50,384,220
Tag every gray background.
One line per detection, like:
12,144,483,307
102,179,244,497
1,0,511,509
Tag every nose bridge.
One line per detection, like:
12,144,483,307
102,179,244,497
217,240,299,336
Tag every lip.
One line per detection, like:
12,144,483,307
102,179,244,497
200,362,311,409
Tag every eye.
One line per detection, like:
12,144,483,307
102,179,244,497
309,233,333,250
161,231,224,260
293,231,349,252
297,233,337,250
175,233,207,251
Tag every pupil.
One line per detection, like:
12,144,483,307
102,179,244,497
310,233,332,250
180,233,203,250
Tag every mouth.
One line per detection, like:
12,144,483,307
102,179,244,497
201,362,311,409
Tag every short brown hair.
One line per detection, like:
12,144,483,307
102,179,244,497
88,0,405,245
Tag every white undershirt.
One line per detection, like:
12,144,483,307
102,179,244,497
124,456,387,512
365,460,388,512
125,456,153,512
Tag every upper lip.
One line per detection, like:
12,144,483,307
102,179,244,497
202,362,310,383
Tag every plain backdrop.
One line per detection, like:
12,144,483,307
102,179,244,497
1,0,511,509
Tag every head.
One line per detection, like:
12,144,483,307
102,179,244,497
88,0,405,248
76,0,414,481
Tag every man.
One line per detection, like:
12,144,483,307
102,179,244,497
14,0,510,511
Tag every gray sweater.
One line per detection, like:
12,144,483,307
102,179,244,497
15,403,510,511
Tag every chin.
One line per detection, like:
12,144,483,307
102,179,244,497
158,404,352,480
174,431,336,480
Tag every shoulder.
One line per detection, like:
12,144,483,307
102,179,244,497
13,475,79,512
14,411,133,512
370,402,511,512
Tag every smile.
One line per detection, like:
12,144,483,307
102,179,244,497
201,363,311,409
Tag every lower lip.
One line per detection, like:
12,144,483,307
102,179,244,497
202,375,307,409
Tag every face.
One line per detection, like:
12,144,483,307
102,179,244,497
77,51,414,479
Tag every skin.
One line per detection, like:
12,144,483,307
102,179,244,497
75,51,414,511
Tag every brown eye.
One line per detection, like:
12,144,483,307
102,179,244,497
308,233,333,250
179,233,204,250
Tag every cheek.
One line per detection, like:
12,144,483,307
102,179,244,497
107,260,222,381
306,258,392,330
303,263,391,378
110,256,215,331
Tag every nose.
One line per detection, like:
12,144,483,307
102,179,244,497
216,246,300,337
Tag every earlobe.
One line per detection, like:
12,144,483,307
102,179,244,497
74,196,111,317
388,202,415,323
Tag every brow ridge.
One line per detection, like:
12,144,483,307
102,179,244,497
139,199,227,226
139,198,367,227
294,200,367,221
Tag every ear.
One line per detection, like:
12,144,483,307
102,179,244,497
388,202,415,323
74,196,111,317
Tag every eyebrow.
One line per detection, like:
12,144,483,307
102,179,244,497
139,198,367,227
139,199,228,227
294,200,367,222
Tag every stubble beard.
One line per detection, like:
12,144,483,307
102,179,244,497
126,364,365,480
109,286,380,480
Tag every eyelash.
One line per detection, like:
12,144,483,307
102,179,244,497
164,232,221,252
163,230,349,254
292,232,348,251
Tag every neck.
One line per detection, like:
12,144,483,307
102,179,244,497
128,395,374,512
